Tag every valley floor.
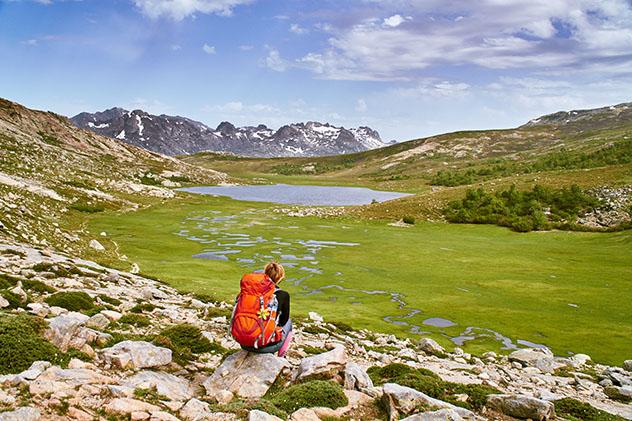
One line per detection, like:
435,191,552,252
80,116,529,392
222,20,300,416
83,193,632,366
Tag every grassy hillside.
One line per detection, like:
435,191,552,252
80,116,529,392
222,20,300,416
0,98,227,254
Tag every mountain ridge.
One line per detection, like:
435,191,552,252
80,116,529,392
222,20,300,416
71,107,385,158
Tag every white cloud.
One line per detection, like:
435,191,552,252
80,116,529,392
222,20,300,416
21,39,39,46
290,23,308,35
382,14,411,28
397,79,471,99
299,0,632,80
132,0,254,21
265,48,288,72
171,44,182,51
356,99,368,112
239,44,254,51
202,43,216,54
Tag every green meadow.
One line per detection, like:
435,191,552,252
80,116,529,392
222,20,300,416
86,193,632,365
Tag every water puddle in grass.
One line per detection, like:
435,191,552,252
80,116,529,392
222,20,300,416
179,208,547,351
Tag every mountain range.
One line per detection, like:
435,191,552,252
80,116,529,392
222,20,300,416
71,108,386,157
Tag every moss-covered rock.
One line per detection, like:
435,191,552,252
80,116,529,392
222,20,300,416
368,363,499,411
45,291,94,311
269,380,348,413
22,279,56,294
130,303,156,313
554,398,627,421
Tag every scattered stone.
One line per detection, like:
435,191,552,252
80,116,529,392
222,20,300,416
624,360,632,372
203,350,289,399
86,313,110,330
604,385,632,401
400,408,468,420
0,296,10,308
344,361,374,392
44,312,90,351
308,311,323,322
486,394,555,421
0,407,41,421
296,345,347,381
125,370,194,401
568,353,591,368
89,239,105,251
382,383,475,420
509,348,556,373
249,410,284,421
101,309,123,321
102,341,172,370
418,338,445,356
289,408,321,421
105,398,161,415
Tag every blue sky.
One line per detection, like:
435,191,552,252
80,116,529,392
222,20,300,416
1,0,631,142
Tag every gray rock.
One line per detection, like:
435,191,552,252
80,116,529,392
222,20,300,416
180,398,238,420
602,367,632,387
344,361,374,392
0,407,40,421
382,383,476,421
567,353,591,368
44,312,90,351
296,345,347,382
89,239,105,251
86,313,110,330
509,348,556,373
105,397,161,415
203,350,289,399
125,370,194,401
249,410,284,421
605,385,632,401
624,360,632,372
400,408,467,420
418,338,445,356
486,394,555,420
102,340,172,369
142,286,169,300
0,296,10,309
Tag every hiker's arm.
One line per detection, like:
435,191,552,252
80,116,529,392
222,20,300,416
276,290,290,326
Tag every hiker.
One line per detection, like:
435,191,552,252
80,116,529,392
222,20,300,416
230,262,293,357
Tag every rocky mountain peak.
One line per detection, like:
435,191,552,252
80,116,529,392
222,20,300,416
71,108,385,157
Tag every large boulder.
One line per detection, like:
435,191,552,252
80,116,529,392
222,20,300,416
0,407,40,421
604,385,632,401
102,341,172,370
508,348,557,373
344,361,374,392
124,370,194,401
418,338,445,356
29,366,114,395
601,367,632,387
203,350,289,400
295,345,347,382
382,383,476,421
486,394,555,420
44,312,89,351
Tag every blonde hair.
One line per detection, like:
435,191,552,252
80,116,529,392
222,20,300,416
264,262,285,284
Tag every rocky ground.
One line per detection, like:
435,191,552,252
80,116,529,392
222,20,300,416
0,241,630,421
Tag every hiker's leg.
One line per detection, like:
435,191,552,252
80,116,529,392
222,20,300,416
278,319,293,357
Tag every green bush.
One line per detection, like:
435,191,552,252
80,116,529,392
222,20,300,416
22,279,56,294
444,184,600,232
402,216,416,225
118,314,151,327
98,294,122,306
0,314,66,374
0,273,21,288
130,303,156,313
554,398,627,421
70,201,105,213
156,324,225,364
45,291,94,311
270,380,348,413
1,290,28,309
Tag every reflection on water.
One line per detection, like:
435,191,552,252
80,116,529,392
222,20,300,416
178,183,412,206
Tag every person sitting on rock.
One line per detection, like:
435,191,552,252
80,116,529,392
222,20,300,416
230,262,293,357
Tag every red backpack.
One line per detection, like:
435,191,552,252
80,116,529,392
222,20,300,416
230,273,283,348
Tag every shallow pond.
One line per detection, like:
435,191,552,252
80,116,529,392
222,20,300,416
178,183,411,206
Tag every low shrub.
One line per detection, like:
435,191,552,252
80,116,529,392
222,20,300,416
403,215,416,225
554,398,627,421
22,279,56,294
45,291,94,311
98,294,122,306
204,306,232,319
118,314,151,327
1,290,28,309
130,303,156,313
70,202,105,213
303,345,327,355
156,324,225,364
0,314,66,374
270,380,348,413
